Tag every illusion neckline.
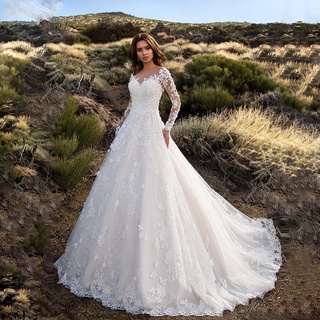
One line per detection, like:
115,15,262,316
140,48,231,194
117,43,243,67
133,67,165,85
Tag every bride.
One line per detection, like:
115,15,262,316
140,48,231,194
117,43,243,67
54,33,282,317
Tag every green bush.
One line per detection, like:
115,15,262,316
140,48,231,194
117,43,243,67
64,34,92,45
50,148,95,189
172,53,304,116
54,97,104,148
0,85,20,107
0,133,12,151
190,86,234,112
73,114,104,150
280,91,307,110
101,67,130,85
51,134,78,158
0,54,26,92
111,43,131,66
0,54,27,109
50,96,104,189
54,97,78,138
184,54,278,95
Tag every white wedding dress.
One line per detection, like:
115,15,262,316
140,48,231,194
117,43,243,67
54,67,282,317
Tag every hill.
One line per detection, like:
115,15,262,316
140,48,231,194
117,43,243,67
0,12,319,320
0,12,320,47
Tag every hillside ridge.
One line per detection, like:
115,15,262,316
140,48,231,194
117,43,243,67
0,12,319,47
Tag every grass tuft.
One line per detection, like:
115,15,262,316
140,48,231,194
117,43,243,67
173,107,319,182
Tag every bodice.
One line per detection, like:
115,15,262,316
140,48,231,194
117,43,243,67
126,67,181,131
128,74,165,116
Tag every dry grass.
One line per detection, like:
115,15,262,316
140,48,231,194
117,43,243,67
0,49,29,60
163,43,181,55
15,116,31,132
0,41,33,52
0,39,318,109
173,107,320,180
0,41,40,59
65,46,87,60
164,59,187,72
43,42,63,53
226,107,319,175
104,38,131,49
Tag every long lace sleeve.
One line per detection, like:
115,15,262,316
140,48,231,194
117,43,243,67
115,98,131,135
159,68,181,131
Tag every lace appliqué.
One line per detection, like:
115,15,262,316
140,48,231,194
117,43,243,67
158,68,181,131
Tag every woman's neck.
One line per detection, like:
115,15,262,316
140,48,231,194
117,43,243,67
142,61,157,70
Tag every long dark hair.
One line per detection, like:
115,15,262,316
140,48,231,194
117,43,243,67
129,33,166,74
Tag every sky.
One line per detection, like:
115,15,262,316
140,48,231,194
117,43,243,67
0,0,319,24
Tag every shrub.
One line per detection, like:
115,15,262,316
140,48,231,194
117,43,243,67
280,91,307,110
50,148,95,189
0,85,20,106
51,135,78,158
50,96,104,189
184,54,278,95
54,97,78,138
0,54,27,109
172,107,320,182
308,98,320,111
54,97,104,150
101,67,130,85
73,114,105,150
81,21,142,43
111,43,131,66
0,133,12,151
64,34,92,45
171,116,228,158
0,115,18,132
0,54,27,91
189,86,234,112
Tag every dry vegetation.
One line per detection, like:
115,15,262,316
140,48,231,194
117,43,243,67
172,107,320,180
0,12,320,320
1,39,319,109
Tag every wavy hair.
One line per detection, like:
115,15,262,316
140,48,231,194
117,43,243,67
129,33,166,74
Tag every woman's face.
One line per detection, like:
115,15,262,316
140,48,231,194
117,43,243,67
136,40,154,64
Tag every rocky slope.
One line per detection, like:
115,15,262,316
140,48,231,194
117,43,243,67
0,12,320,47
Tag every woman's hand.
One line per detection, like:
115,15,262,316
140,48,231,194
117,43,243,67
162,128,170,147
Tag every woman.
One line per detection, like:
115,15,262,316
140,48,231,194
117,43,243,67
55,33,282,317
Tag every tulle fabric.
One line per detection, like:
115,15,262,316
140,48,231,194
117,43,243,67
54,68,281,316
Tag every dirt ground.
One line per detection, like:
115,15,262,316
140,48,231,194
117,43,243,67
37,157,320,320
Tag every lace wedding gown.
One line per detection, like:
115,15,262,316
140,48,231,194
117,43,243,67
54,67,282,316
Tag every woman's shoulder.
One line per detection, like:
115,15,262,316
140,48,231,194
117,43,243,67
159,66,169,73
158,66,172,78
158,66,173,84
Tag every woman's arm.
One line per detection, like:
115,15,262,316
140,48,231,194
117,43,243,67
159,68,181,146
160,68,181,131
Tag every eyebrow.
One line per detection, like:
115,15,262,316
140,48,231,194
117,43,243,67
137,45,151,50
